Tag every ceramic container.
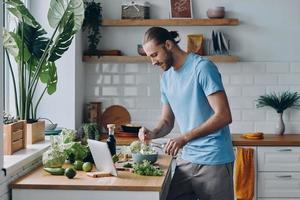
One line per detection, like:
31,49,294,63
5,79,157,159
207,6,225,19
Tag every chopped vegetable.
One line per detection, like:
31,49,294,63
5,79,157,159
129,140,157,155
132,160,163,176
123,162,133,168
129,140,142,153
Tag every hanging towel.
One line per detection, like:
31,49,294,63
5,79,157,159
234,147,255,200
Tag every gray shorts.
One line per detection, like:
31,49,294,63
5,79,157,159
166,159,234,200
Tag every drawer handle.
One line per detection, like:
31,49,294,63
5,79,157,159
276,175,292,179
276,149,292,152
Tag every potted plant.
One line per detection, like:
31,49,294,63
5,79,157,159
82,0,102,56
256,91,300,135
3,112,26,155
3,0,84,143
82,122,101,141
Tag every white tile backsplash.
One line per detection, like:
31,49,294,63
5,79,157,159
290,62,300,72
254,75,278,85
266,62,290,73
85,61,300,134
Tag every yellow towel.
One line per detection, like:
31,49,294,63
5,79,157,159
234,147,255,200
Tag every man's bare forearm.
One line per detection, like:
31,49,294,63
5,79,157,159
152,119,174,139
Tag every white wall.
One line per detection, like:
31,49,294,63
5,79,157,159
29,0,84,129
84,0,300,135
97,0,300,62
75,32,85,128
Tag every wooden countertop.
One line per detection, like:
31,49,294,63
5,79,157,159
232,134,300,146
104,134,300,146
11,155,173,191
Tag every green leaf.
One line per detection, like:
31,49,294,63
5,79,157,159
256,91,300,113
48,0,84,33
49,13,75,62
17,22,49,59
6,0,40,28
46,62,58,95
39,61,57,95
3,30,31,63
3,29,19,58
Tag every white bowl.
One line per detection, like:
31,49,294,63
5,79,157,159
45,123,57,130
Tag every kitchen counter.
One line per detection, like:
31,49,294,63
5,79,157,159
11,155,173,200
103,133,300,146
232,133,300,146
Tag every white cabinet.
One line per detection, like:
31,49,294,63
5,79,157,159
257,147,300,199
258,147,300,171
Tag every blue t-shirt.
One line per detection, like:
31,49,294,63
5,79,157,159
160,53,234,165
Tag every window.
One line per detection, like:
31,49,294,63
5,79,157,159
1,0,4,170
2,0,29,169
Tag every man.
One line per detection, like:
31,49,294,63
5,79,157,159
138,27,235,200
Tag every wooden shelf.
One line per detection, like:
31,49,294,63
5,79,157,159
83,55,239,63
102,18,239,26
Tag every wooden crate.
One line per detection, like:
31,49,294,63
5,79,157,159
3,121,27,155
26,121,45,144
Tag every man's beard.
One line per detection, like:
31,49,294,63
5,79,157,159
162,49,173,71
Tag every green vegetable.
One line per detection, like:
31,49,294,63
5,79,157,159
64,142,88,161
129,140,157,155
132,160,163,176
61,129,77,143
73,160,84,170
82,162,93,172
123,162,133,168
129,140,142,153
44,167,65,175
112,154,119,163
140,143,156,155
65,167,76,179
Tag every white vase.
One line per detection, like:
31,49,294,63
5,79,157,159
275,112,285,135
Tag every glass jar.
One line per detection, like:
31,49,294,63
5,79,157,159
42,136,66,168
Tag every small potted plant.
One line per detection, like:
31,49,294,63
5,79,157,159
3,112,26,155
82,123,101,141
82,0,103,56
256,91,300,135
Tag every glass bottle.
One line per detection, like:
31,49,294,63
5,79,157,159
106,124,116,156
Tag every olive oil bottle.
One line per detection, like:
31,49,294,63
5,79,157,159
106,124,116,156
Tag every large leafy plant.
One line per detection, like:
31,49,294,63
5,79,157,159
256,91,300,113
3,0,84,121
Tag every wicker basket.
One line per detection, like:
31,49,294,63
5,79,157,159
122,1,150,19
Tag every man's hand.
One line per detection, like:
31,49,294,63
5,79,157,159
138,127,154,143
164,135,188,156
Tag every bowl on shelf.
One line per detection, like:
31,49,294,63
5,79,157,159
132,152,158,164
121,124,142,133
207,7,225,19
137,44,147,56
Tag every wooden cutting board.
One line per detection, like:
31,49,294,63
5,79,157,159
102,105,131,131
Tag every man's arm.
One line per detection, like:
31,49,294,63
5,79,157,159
165,91,232,156
185,91,232,141
138,104,175,142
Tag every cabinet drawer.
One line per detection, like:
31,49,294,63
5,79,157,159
258,172,300,198
258,147,300,171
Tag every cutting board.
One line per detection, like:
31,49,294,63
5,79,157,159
102,105,131,131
